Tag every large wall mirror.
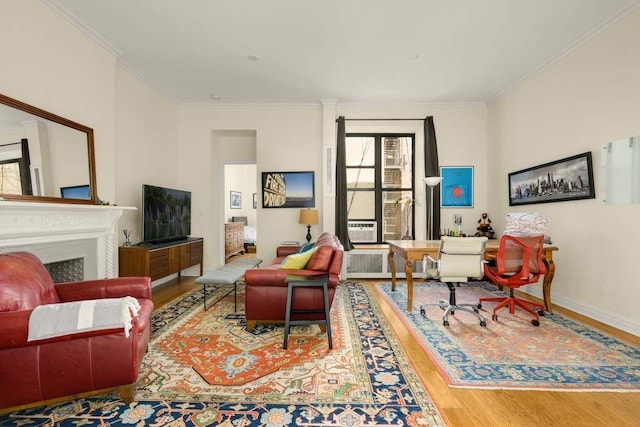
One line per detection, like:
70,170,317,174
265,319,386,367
0,93,96,204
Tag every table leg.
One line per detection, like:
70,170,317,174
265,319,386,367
388,249,397,291
283,283,294,350
542,251,556,313
405,259,414,312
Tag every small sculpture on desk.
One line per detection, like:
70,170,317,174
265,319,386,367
475,212,495,239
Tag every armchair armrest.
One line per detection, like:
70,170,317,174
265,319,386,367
0,310,30,349
55,277,152,302
0,309,138,350
425,254,439,263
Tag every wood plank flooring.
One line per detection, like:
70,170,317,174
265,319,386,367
151,276,640,427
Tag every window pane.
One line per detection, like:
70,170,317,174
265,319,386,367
347,168,374,189
346,191,375,219
383,190,414,240
383,136,412,189
346,137,375,166
0,162,23,194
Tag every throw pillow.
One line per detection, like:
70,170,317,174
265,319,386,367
280,247,317,269
307,246,333,271
297,242,315,253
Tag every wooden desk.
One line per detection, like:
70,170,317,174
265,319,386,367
387,239,558,313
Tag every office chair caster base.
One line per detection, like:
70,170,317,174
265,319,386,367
492,314,498,321
531,319,540,326
477,303,482,310
420,307,426,316
443,320,450,327
537,310,545,317
480,320,487,327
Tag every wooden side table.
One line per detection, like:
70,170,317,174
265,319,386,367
283,273,332,350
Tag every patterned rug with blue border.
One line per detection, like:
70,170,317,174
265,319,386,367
377,282,640,391
0,282,445,426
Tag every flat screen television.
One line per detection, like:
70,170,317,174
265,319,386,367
142,184,191,244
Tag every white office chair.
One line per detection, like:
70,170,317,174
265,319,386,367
420,236,488,327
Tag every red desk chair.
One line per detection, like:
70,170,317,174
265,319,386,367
479,234,546,326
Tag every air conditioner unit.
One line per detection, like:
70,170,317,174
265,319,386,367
347,221,377,243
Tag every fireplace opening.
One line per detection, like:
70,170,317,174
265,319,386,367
44,258,84,283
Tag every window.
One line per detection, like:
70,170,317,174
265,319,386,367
0,140,32,195
346,134,414,242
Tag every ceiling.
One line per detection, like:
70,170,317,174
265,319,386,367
49,0,639,105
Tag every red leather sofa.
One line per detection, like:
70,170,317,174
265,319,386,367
244,233,343,331
0,252,153,410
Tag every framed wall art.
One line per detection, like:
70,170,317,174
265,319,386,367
230,191,242,209
262,171,315,208
508,151,595,206
440,166,474,208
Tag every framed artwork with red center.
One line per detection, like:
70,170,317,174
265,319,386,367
440,166,474,208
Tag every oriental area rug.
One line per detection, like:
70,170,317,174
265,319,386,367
0,282,445,426
377,282,640,391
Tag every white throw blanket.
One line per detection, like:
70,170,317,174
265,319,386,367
28,296,141,341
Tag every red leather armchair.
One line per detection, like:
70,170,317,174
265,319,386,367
0,252,153,410
244,233,343,331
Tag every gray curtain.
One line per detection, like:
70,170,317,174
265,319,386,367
424,116,441,239
335,116,354,251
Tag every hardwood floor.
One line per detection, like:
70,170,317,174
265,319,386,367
151,277,640,427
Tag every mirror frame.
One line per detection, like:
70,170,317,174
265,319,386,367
0,93,97,204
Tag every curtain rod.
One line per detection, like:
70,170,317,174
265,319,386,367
336,118,426,122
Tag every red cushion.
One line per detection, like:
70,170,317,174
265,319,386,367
307,246,333,271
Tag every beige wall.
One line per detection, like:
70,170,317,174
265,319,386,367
337,105,489,240
177,105,323,268
114,65,179,244
0,0,117,202
488,7,640,333
4,1,638,334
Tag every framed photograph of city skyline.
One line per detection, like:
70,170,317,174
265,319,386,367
508,151,595,206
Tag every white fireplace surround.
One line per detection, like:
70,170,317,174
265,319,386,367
0,201,134,279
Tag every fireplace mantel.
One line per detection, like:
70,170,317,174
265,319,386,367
0,201,135,278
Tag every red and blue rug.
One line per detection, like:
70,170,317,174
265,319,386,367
378,282,640,391
0,282,445,426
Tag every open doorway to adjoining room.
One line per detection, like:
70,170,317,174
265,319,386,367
224,163,257,257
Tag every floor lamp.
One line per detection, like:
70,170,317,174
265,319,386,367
423,176,442,240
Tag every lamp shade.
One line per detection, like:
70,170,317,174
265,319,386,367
299,209,319,225
423,176,443,187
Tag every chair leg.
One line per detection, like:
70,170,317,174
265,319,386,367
118,384,135,403
480,291,545,326
421,283,487,327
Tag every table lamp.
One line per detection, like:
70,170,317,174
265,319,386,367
424,176,442,240
299,208,319,242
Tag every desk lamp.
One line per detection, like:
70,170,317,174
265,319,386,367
299,208,319,242
424,176,442,240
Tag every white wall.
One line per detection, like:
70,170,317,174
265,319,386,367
0,0,117,202
488,7,640,334
5,0,638,334
336,104,489,240
177,105,323,269
177,103,487,270
114,65,179,244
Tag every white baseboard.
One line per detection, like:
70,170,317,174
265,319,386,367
523,288,640,337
